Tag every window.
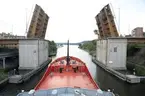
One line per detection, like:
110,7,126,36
114,47,117,52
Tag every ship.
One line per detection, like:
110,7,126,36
17,41,115,96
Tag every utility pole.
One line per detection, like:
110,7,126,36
11,25,13,35
25,8,30,38
118,8,120,33
25,8,28,36
128,24,130,35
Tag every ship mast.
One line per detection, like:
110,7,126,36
66,40,70,65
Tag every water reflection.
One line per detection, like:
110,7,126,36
0,66,47,96
58,45,145,96
55,45,97,78
96,55,145,96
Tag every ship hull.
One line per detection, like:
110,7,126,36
35,56,99,90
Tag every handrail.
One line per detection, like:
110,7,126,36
0,51,18,57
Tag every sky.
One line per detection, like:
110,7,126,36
0,0,145,43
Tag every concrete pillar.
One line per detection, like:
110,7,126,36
3,58,6,69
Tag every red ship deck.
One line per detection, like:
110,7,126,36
35,56,99,90
36,71,96,90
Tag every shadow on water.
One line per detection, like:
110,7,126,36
0,66,47,96
54,45,145,96
96,65,145,96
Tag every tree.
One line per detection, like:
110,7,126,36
48,40,57,55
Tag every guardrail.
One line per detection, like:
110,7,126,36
0,51,18,58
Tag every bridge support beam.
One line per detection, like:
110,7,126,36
2,58,6,69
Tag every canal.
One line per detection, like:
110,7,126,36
0,45,145,96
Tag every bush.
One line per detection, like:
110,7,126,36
79,40,96,56
126,63,135,71
0,69,8,81
48,40,57,55
127,44,140,57
135,65,145,76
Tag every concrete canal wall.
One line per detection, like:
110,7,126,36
0,39,52,85
92,58,141,83
9,58,52,83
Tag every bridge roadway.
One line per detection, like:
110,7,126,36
0,51,18,58
0,51,18,69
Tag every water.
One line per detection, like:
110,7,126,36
53,45,145,96
0,66,47,96
0,45,145,96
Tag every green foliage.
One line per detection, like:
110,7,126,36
126,63,135,71
127,43,145,76
0,69,8,81
135,65,145,76
48,40,57,56
79,40,96,56
127,44,140,56
127,43,145,56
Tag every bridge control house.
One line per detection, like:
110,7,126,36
0,39,49,69
96,37,145,70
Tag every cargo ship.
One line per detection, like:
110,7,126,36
17,41,115,96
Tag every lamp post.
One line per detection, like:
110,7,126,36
118,8,120,33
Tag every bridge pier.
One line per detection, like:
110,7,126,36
2,57,6,69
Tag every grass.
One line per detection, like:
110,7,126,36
135,65,145,76
0,69,8,81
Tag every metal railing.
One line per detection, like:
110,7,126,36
0,51,18,58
